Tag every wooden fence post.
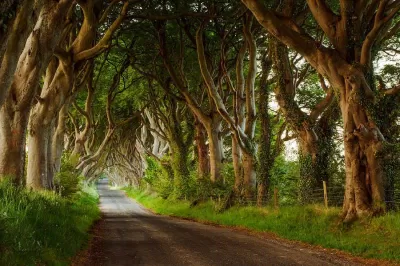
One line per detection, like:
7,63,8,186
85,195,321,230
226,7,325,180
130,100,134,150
323,180,328,208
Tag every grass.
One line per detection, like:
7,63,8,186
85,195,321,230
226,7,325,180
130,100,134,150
124,188,400,263
0,180,100,265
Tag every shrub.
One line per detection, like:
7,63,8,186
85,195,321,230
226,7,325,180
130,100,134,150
54,153,82,198
142,156,173,198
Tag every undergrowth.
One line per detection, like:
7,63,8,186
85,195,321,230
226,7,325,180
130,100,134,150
0,180,100,265
124,188,400,263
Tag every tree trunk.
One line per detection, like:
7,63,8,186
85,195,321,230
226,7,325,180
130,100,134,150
257,183,267,207
72,133,86,156
271,40,329,205
297,136,320,205
232,136,243,193
52,103,69,176
242,151,256,200
27,0,128,187
0,107,27,184
195,120,209,178
46,122,55,189
0,0,38,108
170,141,190,198
341,95,386,222
206,123,224,183
256,48,275,207
26,124,51,190
27,67,73,189
315,104,340,183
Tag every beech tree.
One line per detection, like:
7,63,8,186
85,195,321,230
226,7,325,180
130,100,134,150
147,88,195,198
241,0,400,221
26,0,129,189
0,0,40,108
156,20,226,184
271,40,339,204
195,15,259,198
128,13,227,183
0,0,74,183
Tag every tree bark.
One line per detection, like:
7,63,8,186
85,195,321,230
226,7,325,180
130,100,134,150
52,102,69,176
170,141,190,198
256,53,274,206
196,19,257,195
232,136,243,193
341,94,386,221
242,151,256,200
194,119,209,178
206,121,224,183
0,106,27,184
297,136,319,204
26,124,51,189
46,121,55,189
72,67,95,157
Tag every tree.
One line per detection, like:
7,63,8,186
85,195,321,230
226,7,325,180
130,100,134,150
0,0,74,183
0,0,40,108
271,40,338,204
26,0,129,189
241,0,400,221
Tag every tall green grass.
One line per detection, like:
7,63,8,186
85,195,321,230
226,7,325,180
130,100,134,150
125,188,400,263
0,180,100,265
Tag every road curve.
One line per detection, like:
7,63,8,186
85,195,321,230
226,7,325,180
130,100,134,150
81,179,358,266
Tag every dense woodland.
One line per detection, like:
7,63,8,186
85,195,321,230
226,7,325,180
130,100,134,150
0,0,400,225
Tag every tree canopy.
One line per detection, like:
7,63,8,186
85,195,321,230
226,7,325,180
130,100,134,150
0,0,399,223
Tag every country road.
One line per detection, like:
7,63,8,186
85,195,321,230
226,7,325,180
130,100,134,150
78,179,360,266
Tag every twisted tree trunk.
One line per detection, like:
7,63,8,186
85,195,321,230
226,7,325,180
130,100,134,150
241,0,397,220
0,0,38,108
27,0,129,189
271,40,334,204
0,1,73,183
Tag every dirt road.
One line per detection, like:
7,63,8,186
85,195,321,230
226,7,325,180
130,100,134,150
79,179,360,266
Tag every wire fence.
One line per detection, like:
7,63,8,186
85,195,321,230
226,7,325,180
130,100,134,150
233,183,400,210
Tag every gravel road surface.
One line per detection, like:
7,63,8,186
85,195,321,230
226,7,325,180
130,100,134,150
79,179,360,266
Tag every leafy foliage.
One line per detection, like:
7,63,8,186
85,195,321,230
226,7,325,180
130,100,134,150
54,153,82,198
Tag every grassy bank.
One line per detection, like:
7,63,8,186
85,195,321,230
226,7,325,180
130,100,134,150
0,180,100,265
125,188,400,263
